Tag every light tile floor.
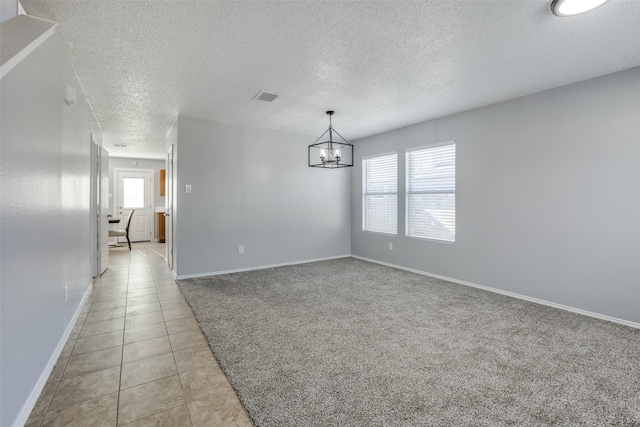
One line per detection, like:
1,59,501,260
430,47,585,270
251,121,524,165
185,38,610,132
26,242,253,426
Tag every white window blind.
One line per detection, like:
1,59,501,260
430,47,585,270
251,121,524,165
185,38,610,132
362,153,397,234
406,143,455,242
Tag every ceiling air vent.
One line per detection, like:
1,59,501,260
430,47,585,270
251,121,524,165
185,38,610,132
253,91,279,102
113,143,128,148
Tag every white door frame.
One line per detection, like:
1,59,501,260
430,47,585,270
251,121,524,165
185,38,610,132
90,137,99,276
99,146,110,270
166,145,174,270
113,167,154,242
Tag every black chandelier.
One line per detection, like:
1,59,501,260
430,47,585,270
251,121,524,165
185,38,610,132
308,111,354,169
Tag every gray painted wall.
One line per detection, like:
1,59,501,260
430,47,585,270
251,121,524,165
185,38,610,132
351,67,640,324
0,0,18,22
173,116,351,277
0,24,99,426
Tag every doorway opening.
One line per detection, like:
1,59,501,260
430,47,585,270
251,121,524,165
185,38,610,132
113,168,154,244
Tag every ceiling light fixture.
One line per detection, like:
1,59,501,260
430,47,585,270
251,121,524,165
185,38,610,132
308,111,353,169
551,0,611,17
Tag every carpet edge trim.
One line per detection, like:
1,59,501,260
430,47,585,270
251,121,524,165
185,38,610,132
351,255,640,330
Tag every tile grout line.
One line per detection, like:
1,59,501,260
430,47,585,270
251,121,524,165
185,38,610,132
153,246,195,426
37,333,74,425
166,292,195,426
29,245,179,426
114,252,131,427
151,248,195,425
116,245,185,425
36,283,95,425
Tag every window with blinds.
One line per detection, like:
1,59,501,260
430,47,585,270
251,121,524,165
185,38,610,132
362,153,397,234
406,143,455,242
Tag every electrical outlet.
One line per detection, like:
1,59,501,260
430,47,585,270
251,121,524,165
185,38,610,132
239,245,244,254
185,184,192,193
64,286,69,302
388,242,393,251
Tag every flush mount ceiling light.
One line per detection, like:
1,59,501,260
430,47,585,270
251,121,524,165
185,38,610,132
308,111,354,169
551,0,611,17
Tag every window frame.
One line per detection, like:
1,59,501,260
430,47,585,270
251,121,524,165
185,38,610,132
405,141,456,243
362,152,398,235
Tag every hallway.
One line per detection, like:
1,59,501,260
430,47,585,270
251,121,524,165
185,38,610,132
26,243,252,426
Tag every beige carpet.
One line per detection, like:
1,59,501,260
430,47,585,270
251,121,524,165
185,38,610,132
178,258,640,426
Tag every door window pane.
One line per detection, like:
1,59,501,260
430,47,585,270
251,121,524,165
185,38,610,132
123,177,145,208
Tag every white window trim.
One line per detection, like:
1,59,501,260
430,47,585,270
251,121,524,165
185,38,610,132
405,141,454,153
362,152,398,235
362,151,398,160
405,141,456,242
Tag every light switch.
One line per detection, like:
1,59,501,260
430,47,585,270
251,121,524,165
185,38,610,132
185,184,192,193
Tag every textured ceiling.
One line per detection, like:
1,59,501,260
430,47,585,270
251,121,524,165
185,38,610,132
21,0,640,159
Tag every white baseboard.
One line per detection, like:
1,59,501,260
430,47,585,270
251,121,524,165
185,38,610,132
351,255,640,330
176,254,351,280
13,282,93,427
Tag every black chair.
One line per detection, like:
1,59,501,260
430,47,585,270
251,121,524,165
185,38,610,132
109,209,135,250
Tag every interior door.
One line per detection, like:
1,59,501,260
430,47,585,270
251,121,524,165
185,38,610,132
98,147,109,272
116,169,153,242
166,145,174,269
90,139,99,276
91,136,109,275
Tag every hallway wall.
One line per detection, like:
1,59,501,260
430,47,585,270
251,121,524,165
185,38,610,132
0,16,100,427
